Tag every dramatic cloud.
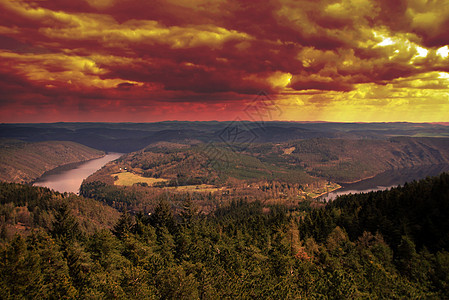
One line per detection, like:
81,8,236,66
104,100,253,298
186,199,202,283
0,0,448,122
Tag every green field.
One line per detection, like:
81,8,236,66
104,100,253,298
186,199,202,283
112,172,221,192
112,171,168,186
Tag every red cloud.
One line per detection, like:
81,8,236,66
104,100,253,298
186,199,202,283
0,0,448,122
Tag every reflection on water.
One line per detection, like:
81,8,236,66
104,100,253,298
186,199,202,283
322,186,394,202
33,153,123,193
320,164,449,202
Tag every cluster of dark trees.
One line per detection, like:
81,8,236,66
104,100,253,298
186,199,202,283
301,173,449,252
1,173,449,298
80,181,137,209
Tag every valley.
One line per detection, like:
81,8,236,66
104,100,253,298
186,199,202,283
78,133,449,213
2,122,449,298
2,0,448,295
0,140,104,184
4,123,449,213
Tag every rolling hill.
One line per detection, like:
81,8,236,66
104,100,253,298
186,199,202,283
87,137,449,186
2,122,449,152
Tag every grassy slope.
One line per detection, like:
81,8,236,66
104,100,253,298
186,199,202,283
112,171,168,186
0,140,104,183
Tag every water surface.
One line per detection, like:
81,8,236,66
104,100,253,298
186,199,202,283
33,153,122,193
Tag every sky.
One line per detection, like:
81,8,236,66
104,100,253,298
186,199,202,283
0,0,448,123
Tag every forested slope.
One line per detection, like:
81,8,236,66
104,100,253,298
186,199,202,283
0,140,104,183
0,182,120,237
269,137,449,182
301,173,449,252
1,174,449,298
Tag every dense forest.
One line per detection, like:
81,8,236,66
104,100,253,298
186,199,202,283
1,173,449,298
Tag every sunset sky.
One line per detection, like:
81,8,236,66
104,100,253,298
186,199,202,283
0,0,448,123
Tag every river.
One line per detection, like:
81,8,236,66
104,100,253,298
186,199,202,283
33,153,123,193
320,164,449,202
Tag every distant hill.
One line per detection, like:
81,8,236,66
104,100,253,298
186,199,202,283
0,140,104,183
2,122,449,152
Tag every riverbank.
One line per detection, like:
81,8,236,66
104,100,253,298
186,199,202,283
30,153,106,185
308,182,341,199
33,153,123,193
312,185,342,199
0,140,105,184
336,174,377,186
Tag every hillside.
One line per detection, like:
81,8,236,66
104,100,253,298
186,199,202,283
299,173,449,297
0,182,121,238
301,172,449,250
278,137,449,182
2,176,449,298
179,137,449,183
0,140,104,183
85,137,449,186
79,142,328,212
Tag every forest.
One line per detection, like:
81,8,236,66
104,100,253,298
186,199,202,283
1,173,449,298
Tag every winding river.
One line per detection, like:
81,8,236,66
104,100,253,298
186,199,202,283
33,153,123,193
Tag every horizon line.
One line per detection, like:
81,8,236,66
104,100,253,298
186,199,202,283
2,121,449,125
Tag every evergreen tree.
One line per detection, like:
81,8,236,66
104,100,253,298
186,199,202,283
51,202,82,244
113,211,135,239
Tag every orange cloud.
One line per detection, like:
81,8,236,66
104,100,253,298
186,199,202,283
0,0,448,122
